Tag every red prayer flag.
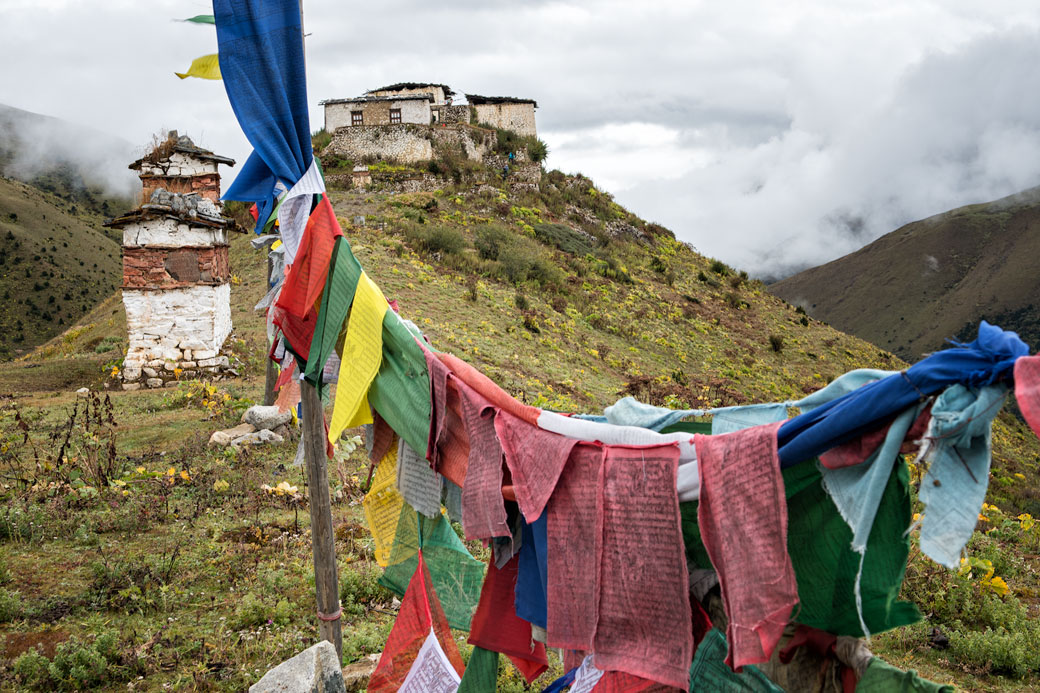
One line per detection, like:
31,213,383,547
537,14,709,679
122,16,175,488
368,551,464,692
275,194,343,320
469,554,548,683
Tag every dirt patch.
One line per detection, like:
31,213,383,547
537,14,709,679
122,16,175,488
3,629,69,660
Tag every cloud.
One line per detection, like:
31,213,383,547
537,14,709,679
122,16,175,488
613,27,1040,277
2,0,1039,279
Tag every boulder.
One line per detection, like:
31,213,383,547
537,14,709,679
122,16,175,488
244,405,293,431
249,641,346,693
342,654,380,692
209,423,256,447
234,429,285,446
209,431,233,447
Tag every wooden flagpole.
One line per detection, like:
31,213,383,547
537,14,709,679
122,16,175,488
296,0,343,658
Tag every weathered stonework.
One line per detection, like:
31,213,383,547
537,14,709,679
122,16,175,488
140,172,222,204
472,101,537,137
325,123,497,165
323,96,432,131
120,215,228,248
432,104,471,125
122,246,230,289
120,284,233,385
129,133,235,207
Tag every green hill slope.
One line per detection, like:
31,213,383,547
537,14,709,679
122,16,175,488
769,187,1040,361
0,176,121,360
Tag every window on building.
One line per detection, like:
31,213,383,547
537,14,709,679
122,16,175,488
389,108,401,124
351,111,363,126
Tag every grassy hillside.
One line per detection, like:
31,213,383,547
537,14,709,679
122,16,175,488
769,187,1040,361
0,157,1039,690
0,177,122,361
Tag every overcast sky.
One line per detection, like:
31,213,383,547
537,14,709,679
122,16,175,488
3,0,1040,277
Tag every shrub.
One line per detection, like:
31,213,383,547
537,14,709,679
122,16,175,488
474,224,512,261
497,239,561,288
769,334,784,353
533,223,595,256
232,592,269,629
514,292,529,310
709,259,730,275
12,632,126,690
948,626,1040,677
0,586,21,622
13,648,50,688
340,561,388,617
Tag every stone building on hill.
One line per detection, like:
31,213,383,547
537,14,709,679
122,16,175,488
320,81,539,167
106,134,236,390
466,95,538,137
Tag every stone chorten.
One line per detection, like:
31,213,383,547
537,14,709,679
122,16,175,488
105,134,236,390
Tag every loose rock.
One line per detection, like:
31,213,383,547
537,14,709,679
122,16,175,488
243,405,293,431
249,641,346,693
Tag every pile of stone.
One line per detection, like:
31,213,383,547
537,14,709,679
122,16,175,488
209,405,292,447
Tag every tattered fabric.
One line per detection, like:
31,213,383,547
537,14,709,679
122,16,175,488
591,444,690,690
778,322,1027,466
686,629,783,692
378,507,485,631
369,552,464,692
919,383,1008,568
695,421,797,670
468,554,548,683
496,411,577,523
457,380,511,541
1015,353,1040,439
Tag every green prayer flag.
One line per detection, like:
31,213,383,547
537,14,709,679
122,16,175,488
458,646,499,692
181,14,216,23
304,237,362,389
688,629,783,691
855,657,954,692
368,310,432,455
665,422,919,638
379,507,485,631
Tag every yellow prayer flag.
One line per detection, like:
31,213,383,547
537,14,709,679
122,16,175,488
175,54,222,80
362,445,403,567
328,272,388,441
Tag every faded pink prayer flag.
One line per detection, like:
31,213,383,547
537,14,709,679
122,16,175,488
546,443,604,650
456,379,511,541
1016,354,1040,439
424,348,469,488
694,421,797,671
440,352,542,425
495,412,578,523
592,444,691,691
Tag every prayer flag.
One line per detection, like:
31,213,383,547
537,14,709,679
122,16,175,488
327,272,389,441
369,552,464,692
175,53,221,80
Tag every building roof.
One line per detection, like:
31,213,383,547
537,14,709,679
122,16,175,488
129,132,235,171
367,82,456,97
320,94,435,106
466,94,538,108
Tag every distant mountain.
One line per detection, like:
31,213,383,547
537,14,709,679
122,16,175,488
769,187,1040,360
0,102,137,217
